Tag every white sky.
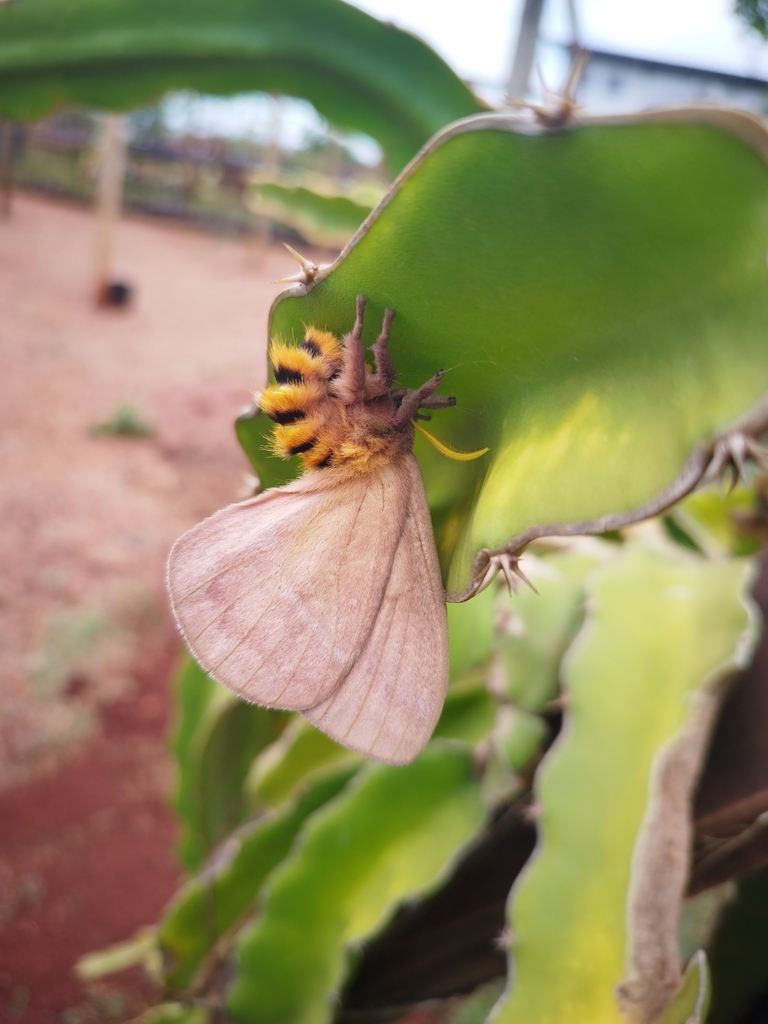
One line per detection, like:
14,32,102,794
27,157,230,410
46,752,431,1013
351,0,768,84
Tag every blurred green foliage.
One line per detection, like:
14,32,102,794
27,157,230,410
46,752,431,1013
736,0,768,37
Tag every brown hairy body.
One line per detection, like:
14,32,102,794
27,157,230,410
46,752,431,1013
167,297,454,764
260,301,450,474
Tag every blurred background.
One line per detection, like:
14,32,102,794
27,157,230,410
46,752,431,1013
8,0,768,237
2,1,768,1022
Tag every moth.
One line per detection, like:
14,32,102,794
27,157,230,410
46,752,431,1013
167,296,487,765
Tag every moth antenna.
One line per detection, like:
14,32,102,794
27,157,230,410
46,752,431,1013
412,420,489,462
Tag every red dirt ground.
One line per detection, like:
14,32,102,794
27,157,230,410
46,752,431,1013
0,194,319,1022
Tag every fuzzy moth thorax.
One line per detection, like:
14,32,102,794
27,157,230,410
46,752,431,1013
259,303,450,475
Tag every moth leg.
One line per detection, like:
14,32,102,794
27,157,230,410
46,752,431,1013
330,294,368,404
366,308,396,397
418,395,456,410
391,370,445,427
390,388,456,416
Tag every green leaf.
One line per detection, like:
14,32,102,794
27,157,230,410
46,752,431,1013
446,585,496,680
159,767,356,992
492,543,757,1024
0,0,484,171
245,716,362,812
736,0,768,39
75,928,159,982
659,951,710,1024
433,670,496,745
444,980,506,1024
193,696,289,858
250,183,372,248
226,742,485,1023
497,547,606,711
174,664,289,870
441,547,606,767
479,702,548,806
268,110,768,592
126,1005,210,1024
495,705,547,773
172,655,220,870
671,484,765,558
90,401,154,438
678,884,735,965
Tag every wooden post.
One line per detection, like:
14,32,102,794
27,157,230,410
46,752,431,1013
248,96,281,266
94,114,127,305
506,0,546,103
0,120,13,220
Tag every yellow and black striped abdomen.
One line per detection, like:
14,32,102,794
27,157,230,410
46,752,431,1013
269,327,342,385
260,327,347,470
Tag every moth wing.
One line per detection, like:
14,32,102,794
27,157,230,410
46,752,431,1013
167,464,410,710
303,454,449,765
